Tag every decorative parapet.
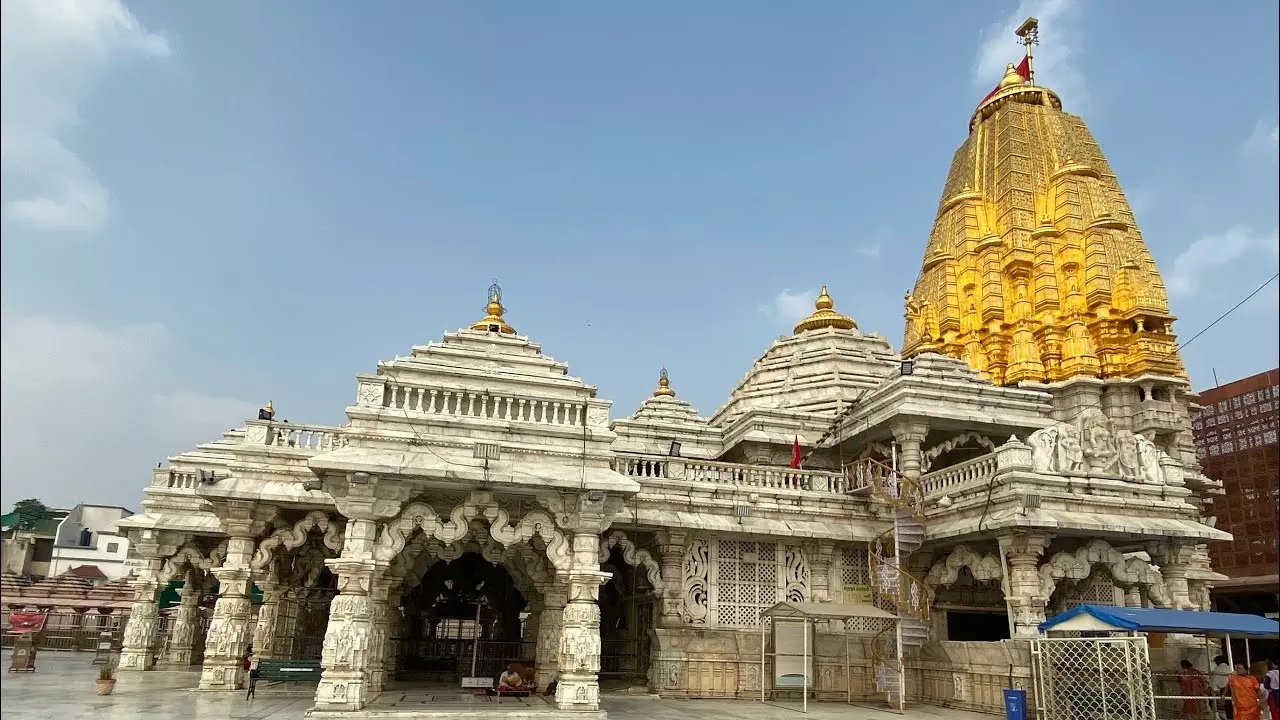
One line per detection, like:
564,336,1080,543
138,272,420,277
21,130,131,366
243,420,346,453
353,375,605,429
919,453,999,497
995,435,1034,472
612,453,848,494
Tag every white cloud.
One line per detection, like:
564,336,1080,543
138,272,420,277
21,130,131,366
0,0,169,233
759,288,819,325
973,0,1086,109
1241,119,1279,157
1167,226,1280,297
856,242,882,259
0,314,255,509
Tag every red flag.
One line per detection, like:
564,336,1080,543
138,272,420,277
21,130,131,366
979,56,1033,103
789,435,802,469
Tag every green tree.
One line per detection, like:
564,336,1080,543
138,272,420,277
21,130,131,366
10,498,53,529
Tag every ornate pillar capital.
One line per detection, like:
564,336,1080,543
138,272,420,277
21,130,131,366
890,418,930,446
998,532,1052,638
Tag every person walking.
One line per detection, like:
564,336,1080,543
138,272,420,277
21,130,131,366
1227,663,1263,720
1179,659,1209,719
244,649,260,701
1263,660,1279,720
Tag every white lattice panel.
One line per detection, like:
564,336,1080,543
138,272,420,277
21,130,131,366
841,546,870,587
713,539,785,628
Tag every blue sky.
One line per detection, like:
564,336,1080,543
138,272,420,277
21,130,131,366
2,0,1277,509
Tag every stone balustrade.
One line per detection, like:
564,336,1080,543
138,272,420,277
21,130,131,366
918,452,999,497
613,454,847,494
382,381,591,427
265,422,344,451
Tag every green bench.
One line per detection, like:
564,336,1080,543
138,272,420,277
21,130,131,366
255,659,323,685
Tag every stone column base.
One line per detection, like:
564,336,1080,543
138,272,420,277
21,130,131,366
315,672,371,712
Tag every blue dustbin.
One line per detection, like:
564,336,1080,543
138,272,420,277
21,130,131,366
1003,688,1026,720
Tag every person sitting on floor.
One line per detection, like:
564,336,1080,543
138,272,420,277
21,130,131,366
499,663,525,692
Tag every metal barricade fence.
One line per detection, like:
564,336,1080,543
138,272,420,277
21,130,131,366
1031,636,1157,720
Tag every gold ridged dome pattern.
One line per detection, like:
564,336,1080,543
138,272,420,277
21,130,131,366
469,281,517,335
902,38,1185,386
794,286,857,334
653,367,676,398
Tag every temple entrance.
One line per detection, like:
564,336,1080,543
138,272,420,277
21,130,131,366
599,546,655,685
395,552,528,683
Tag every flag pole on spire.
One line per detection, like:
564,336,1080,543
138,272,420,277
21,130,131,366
1015,17,1040,85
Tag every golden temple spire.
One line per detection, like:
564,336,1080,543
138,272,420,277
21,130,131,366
794,286,857,334
469,279,517,335
903,19,1186,385
652,367,676,398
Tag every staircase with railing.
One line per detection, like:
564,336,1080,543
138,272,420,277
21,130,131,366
846,455,932,711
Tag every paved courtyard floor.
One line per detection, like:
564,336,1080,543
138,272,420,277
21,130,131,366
2,652,998,720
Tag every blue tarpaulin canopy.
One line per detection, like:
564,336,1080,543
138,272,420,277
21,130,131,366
1040,604,1280,639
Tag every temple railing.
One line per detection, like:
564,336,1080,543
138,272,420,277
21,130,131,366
380,381,592,428
917,452,999,497
612,454,848,494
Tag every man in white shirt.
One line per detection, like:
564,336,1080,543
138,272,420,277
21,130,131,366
1211,655,1232,720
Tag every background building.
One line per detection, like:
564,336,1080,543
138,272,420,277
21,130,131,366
1,507,69,579
1192,368,1280,619
47,504,135,581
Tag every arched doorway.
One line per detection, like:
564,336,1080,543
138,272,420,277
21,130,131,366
599,545,656,686
396,553,528,682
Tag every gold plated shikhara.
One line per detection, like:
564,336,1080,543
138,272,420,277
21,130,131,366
794,286,857,334
901,23,1185,386
653,367,676,398
470,281,517,335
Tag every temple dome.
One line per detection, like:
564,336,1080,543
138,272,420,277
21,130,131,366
793,286,857,334
902,60,1185,386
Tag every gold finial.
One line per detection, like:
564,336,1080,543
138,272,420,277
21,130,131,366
998,63,1025,90
469,279,517,335
794,285,857,334
265,401,273,413
653,367,676,398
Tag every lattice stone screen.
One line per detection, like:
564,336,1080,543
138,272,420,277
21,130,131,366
705,540,815,629
1031,636,1156,720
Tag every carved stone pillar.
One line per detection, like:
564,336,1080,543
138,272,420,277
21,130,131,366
655,529,687,627
199,533,256,690
383,587,404,684
1151,541,1195,610
119,551,166,671
251,581,285,659
315,518,381,711
1124,585,1143,608
523,596,542,658
162,569,204,667
999,532,1051,638
891,419,930,481
365,577,392,693
535,582,567,689
555,530,610,713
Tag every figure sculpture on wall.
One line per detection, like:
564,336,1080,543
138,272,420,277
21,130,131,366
1025,414,1174,483
1079,409,1118,474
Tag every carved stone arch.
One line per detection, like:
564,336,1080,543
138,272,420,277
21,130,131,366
925,545,1004,590
922,433,998,472
159,543,215,583
1037,539,1129,598
373,493,571,572
598,530,662,592
250,510,345,571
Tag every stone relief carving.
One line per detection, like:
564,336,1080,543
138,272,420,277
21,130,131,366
782,545,810,603
586,405,609,427
357,382,383,407
681,538,710,625
1025,412,1175,483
